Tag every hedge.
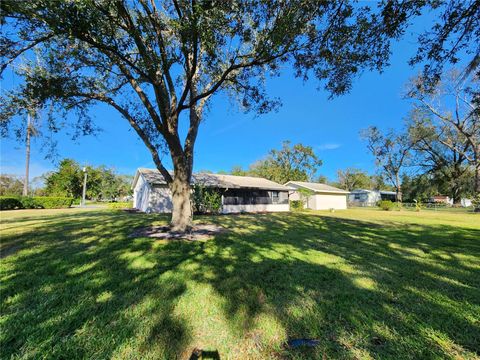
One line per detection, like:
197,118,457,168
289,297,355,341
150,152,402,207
0,196,73,210
34,197,74,209
0,197,23,210
107,201,133,209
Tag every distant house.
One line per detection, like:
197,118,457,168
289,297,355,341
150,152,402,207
461,198,472,207
285,181,349,210
132,168,291,214
348,189,396,207
429,195,453,205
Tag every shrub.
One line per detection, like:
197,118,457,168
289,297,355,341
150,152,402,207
414,200,422,212
32,197,73,209
378,200,394,211
21,196,38,209
192,185,222,214
0,196,73,210
107,201,133,209
0,197,23,210
290,200,304,211
472,194,480,212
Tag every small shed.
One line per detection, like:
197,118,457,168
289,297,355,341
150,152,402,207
285,181,349,210
348,189,396,207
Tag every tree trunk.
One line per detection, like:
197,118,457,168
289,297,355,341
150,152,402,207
451,187,461,205
169,163,193,232
450,162,463,204
23,113,31,196
476,166,480,193
396,189,403,202
475,152,480,194
395,173,402,202
475,163,480,212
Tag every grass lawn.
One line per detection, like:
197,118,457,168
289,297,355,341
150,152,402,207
1,208,479,359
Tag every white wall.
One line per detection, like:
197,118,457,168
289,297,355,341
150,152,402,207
134,179,173,213
291,189,347,210
312,193,347,210
461,198,472,207
289,191,301,201
149,186,173,213
348,191,380,207
221,204,290,214
133,175,150,212
289,190,316,209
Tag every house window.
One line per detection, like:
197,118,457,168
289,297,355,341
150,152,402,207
271,191,279,204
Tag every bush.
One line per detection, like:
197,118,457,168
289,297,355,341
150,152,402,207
33,197,73,209
378,200,394,211
472,194,480,212
414,200,422,212
107,201,133,209
0,197,23,210
0,196,73,210
290,200,304,211
21,196,38,209
192,185,222,214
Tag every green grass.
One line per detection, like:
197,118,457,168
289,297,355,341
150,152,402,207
1,208,479,359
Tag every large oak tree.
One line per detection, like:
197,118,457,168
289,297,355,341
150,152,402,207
407,71,480,199
1,0,477,230
407,107,472,203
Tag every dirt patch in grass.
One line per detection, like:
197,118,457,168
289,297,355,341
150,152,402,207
130,224,226,241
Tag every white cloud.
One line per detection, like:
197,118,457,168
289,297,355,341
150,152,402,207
210,118,248,136
317,143,341,151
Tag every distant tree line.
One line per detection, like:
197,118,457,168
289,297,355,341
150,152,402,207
362,69,479,204
0,175,25,196
219,68,478,206
0,159,133,201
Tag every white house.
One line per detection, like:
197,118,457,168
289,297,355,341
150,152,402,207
285,181,349,210
348,189,396,206
132,168,292,214
461,198,472,207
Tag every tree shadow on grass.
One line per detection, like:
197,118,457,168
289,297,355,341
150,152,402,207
195,213,480,358
1,211,479,359
1,211,193,359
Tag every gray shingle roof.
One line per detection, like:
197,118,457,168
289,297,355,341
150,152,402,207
350,189,396,195
285,181,349,194
136,168,292,191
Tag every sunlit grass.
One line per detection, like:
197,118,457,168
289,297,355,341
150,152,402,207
0,208,479,359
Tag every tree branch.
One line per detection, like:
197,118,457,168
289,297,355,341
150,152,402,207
0,33,54,75
73,91,172,183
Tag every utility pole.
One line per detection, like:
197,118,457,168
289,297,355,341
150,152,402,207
81,167,88,207
23,113,31,196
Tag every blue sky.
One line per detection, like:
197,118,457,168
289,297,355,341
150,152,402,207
0,11,448,182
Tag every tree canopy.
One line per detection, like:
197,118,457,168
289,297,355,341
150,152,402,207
335,168,372,191
0,174,24,196
229,141,321,184
406,70,480,196
44,158,132,200
361,126,413,201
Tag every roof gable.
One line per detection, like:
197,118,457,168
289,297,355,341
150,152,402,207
285,181,349,194
350,189,396,195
